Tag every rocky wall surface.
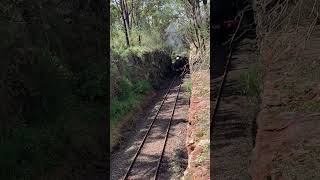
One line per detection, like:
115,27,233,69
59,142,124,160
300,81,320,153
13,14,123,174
251,1,320,179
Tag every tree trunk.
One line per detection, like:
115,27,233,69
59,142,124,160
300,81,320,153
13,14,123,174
191,16,201,49
123,0,130,30
135,0,142,46
120,0,130,47
138,35,141,46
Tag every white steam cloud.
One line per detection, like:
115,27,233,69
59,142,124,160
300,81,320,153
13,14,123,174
165,21,185,54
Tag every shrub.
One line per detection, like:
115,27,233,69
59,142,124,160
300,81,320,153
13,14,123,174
240,64,263,105
118,77,132,100
110,79,152,128
133,80,152,94
183,81,192,93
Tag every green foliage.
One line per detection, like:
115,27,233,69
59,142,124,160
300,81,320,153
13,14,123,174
240,64,263,105
127,46,146,58
133,80,152,94
111,0,181,52
183,80,192,93
111,27,165,56
196,142,209,164
110,95,140,128
110,79,152,128
239,63,263,125
115,46,148,59
111,26,127,51
118,77,132,100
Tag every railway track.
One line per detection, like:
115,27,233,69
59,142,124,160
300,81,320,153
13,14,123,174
122,74,184,180
211,11,257,179
211,12,243,124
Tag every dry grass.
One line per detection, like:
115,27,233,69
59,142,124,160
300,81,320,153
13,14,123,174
194,107,210,136
255,0,320,62
190,70,210,98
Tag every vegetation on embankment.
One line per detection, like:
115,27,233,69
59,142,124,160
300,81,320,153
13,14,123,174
110,48,172,130
0,1,106,179
240,64,263,107
182,80,193,94
110,79,151,128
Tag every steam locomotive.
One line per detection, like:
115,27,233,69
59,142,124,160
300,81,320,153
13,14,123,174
173,55,189,75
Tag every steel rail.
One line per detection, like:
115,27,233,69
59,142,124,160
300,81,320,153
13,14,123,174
122,76,177,180
153,77,183,180
211,12,244,127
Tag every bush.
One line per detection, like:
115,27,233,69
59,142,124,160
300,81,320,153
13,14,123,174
110,79,152,128
183,80,192,93
240,64,263,104
111,26,166,56
118,77,132,100
133,80,152,94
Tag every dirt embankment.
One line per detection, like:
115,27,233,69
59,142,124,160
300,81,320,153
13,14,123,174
251,1,320,179
183,46,210,179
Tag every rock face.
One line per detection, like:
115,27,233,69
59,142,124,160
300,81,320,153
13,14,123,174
251,1,320,179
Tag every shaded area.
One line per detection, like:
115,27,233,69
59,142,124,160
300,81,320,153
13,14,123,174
211,50,253,180
0,1,107,179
